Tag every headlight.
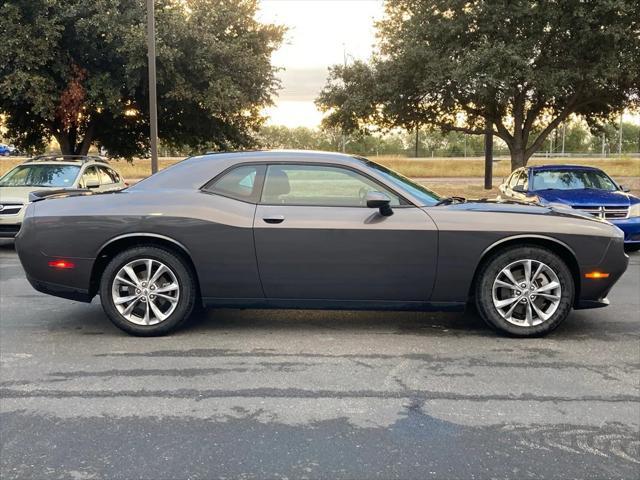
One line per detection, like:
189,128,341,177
629,203,640,218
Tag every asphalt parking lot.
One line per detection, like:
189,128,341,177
1,240,638,480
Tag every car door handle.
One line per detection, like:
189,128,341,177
263,215,285,224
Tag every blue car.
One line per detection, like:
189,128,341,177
499,164,640,251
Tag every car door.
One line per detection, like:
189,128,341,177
253,163,438,303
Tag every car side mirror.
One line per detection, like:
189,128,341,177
366,191,393,217
512,185,526,193
85,179,100,189
620,185,630,193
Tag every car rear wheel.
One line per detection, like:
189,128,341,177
475,246,574,337
99,246,196,336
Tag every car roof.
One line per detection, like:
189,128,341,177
191,149,364,164
130,150,373,191
528,164,603,172
20,160,111,167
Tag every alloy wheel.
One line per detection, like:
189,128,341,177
111,258,180,325
491,259,562,327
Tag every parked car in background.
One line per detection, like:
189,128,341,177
15,151,627,338
0,155,126,238
499,165,640,252
0,144,11,156
7,145,21,156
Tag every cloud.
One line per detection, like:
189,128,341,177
276,68,329,102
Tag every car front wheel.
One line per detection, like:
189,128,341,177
99,246,197,336
475,246,574,337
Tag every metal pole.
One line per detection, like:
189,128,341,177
341,44,347,154
618,114,623,156
484,121,493,190
414,126,419,158
147,0,159,174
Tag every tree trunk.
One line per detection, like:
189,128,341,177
53,124,94,156
510,148,527,171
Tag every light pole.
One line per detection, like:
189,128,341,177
618,114,623,157
146,0,159,174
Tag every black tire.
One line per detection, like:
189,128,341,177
99,246,197,336
475,245,574,337
624,244,640,253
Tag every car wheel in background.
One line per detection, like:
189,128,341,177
624,244,640,253
475,245,574,337
99,246,197,336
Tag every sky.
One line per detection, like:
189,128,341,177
256,1,638,129
257,0,385,128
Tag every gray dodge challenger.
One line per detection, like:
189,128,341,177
15,151,628,337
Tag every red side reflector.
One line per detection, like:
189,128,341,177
48,260,75,270
585,272,609,279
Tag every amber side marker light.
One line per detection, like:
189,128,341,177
585,272,610,279
48,260,75,270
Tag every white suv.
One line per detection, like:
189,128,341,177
0,155,126,238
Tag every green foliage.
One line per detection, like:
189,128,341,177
258,122,638,158
317,0,640,169
0,0,283,157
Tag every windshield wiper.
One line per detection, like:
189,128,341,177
435,196,467,206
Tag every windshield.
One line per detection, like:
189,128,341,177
0,164,81,187
362,159,441,206
531,169,618,192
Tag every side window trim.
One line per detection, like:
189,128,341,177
258,162,411,208
201,164,266,204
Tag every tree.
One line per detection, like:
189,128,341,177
0,0,283,157
316,0,640,170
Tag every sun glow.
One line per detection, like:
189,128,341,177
258,0,385,128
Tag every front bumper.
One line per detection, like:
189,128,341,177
0,208,25,238
575,235,628,309
611,216,640,244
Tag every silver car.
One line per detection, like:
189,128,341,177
0,155,126,238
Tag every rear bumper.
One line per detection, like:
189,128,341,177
16,216,95,302
25,274,92,302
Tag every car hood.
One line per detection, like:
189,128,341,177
534,188,632,207
432,198,605,223
0,186,58,204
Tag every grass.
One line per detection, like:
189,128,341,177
374,155,640,179
2,154,639,183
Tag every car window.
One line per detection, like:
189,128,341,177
261,164,401,207
98,166,120,185
515,170,528,190
508,171,521,188
81,166,100,187
204,164,265,203
0,164,81,187
531,169,618,191
362,160,438,206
